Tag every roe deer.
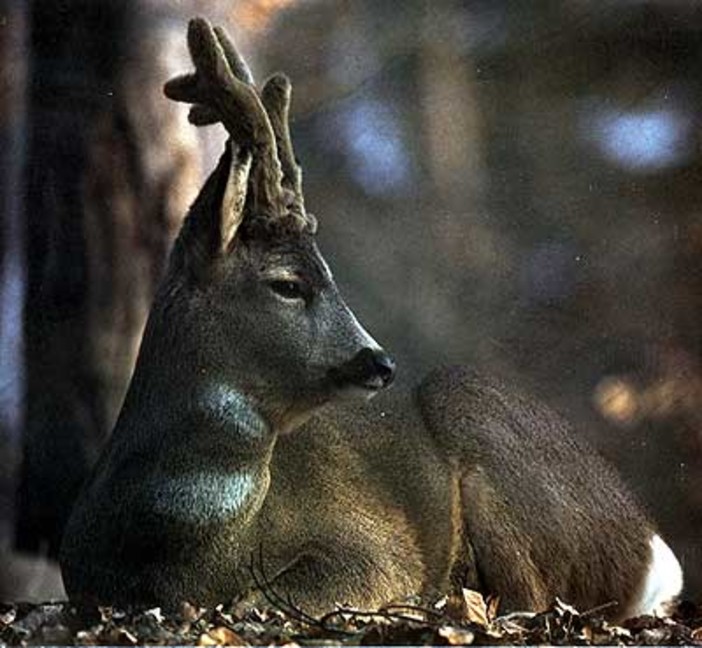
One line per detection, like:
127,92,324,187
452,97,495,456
60,18,683,621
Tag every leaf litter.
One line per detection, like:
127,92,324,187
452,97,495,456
1,590,701,646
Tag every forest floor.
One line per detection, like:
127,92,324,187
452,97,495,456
1,591,701,646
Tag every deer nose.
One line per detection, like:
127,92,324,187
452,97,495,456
350,347,396,390
369,349,396,388
328,347,396,391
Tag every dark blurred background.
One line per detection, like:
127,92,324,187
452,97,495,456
1,0,701,602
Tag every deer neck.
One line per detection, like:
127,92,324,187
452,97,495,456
108,361,275,526
110,316,277,454
195,382,270,439
122,372,272,443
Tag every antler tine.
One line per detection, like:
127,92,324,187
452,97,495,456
212,30,308,225
213,25,255,86
165,18,285,217
261,74,305,217
210,26,310,227
170,24,255,128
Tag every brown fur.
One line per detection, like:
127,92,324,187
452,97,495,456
61,361,654,619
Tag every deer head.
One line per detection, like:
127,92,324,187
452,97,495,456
132,18,395,435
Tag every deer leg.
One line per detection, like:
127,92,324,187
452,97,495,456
456,467,551,613
246,540,423,616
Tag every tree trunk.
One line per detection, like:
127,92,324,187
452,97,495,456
0,0,29,598
0,0,27,447
15,0,201,558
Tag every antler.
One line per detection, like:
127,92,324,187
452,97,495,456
164,18,284,219
261,74,305,218
165,18,310,231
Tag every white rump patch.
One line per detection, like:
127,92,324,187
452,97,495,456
630,534,683,617
152,471,257,523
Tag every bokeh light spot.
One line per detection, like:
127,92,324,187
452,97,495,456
580,101,694,172
340,99,412,197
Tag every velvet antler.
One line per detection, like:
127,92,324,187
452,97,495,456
261,74,306,220
165,18,311,231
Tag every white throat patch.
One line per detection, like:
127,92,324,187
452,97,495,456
151,470,260,524
199,383,268,438
147,384,270,524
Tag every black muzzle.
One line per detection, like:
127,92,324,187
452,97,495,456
329,347,396,391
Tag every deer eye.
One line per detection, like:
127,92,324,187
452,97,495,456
268,279,306,301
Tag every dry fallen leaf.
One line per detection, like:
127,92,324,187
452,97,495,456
0,606,17,626
434,595,448,611
113,627,138,645
486,594,500,622
438,625,476,645
553,596,580,618
145,607,165,623
461,588,489,627
199,625,247,646
181,601,206,622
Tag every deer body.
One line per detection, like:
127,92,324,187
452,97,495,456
63,368,675,619
60,19,682,621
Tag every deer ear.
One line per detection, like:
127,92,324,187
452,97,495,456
219,142,251,253
173,142,252,279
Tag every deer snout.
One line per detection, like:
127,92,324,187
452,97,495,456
329,347,396,392
368,349,396,387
